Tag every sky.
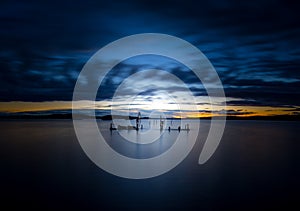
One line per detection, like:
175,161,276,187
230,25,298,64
0,0,300,117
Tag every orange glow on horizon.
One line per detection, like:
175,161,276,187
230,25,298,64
0,101,298,117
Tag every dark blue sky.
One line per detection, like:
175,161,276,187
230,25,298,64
0,0,300,110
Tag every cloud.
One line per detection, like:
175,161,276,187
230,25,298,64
198,109,255,116
0,0,299,110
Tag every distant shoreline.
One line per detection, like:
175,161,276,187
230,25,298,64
0,114,299,121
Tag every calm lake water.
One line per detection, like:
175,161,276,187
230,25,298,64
1,120,299,210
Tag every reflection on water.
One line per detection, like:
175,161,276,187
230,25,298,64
0,120,299,210
99,119,198,159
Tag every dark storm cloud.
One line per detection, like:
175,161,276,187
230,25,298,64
223,80,300,106
0,53,84,101
0,0,299,107
198,109,255,116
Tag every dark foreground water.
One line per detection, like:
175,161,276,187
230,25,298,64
1,120,299,210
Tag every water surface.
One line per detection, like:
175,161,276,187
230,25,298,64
1,120,299,210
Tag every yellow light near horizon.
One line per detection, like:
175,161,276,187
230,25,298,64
0,101,297,117
0,101,72,113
